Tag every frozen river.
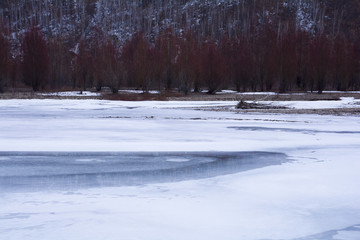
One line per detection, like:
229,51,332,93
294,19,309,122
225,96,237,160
0,99,360,240
0,151,287,191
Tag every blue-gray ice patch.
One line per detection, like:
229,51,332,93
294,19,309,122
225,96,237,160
0,151,288,192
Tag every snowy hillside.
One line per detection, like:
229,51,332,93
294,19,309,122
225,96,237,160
2,0,359,46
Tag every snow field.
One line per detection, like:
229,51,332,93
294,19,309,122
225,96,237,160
0,99,360,240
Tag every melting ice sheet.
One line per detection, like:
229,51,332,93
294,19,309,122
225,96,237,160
0,151,287,192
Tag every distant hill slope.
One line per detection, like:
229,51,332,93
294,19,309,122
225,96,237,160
1,0,359,47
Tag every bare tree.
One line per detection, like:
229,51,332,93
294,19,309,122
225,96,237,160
22,24,49,91
0,21,10,92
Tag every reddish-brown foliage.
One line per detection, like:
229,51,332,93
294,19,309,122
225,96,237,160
22,25,50,91
155,27,178,91
73,39,92,91
201,40,225,94
308,34,330,93
8,19,360,94
0,22,10,92
122,33,154,92
48,37,73,90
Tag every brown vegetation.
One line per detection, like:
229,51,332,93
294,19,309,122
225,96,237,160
1,1,360,94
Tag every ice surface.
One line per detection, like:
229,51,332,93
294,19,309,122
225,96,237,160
294,224,360,240
0,99,360,240
0,152,287,192
38,91,101,97
257,97,360,109
118,90,160,94
165,157,191,162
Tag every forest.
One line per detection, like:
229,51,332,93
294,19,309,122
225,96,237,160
1,0,360,94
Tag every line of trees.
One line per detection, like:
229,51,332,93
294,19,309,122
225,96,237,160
1,20,360,94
